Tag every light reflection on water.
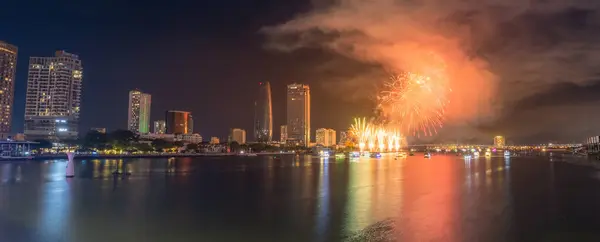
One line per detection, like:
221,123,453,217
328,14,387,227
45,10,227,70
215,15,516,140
0,154,599,242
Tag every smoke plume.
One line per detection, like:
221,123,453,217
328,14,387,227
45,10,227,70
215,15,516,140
263,0,600,129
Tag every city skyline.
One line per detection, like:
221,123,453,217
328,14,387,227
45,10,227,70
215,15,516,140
2,0,600,144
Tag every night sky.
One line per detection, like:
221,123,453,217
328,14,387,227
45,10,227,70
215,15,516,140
2,0,600,144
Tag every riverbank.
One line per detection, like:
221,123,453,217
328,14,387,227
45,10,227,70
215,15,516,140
27,152,298,160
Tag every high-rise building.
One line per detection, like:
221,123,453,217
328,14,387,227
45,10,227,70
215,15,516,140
0,41,17,138
280,125,288,143
165,110,193,134
494,136,505,147
230,128,246,144
210,137,220,144
127,90,151,134
254,82,273,142
287,83,310,146
316,128,336,147
338,131,348,146
154,120,166,134
24,51,83,141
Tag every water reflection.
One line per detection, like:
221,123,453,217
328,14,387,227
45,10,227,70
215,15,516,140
0,154,598,242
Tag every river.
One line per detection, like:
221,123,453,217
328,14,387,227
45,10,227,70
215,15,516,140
0,153,599,242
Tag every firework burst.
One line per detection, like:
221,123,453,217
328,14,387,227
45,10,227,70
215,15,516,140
350,117,404,152
378,72,450,137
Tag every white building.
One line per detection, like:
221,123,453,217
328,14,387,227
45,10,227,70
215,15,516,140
139,133,176,141
128,90,151,134
230,128,246,144
179,133,203,143
25,51,83,141
316,128,336,147
154,120,166,134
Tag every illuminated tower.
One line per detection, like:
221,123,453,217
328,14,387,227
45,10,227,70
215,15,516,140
0,41,17,138
280,125,288,143
254,81,273,142
287,83,310,146
25,51,83,141
494,136,505,147
128,90,151,133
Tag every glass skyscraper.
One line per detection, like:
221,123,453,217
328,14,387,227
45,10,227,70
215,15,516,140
254,81,272,142
286,83,310,146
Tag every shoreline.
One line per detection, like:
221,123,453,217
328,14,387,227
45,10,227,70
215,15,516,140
5,152,298,161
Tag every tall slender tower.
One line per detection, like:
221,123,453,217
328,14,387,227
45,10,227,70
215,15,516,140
254,81,273,142
0,41,17,138
287,83,310,146
25,51,83,141
128,90,151,133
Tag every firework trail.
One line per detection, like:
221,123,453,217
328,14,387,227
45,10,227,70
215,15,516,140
350,117,403,152
378,72,450,137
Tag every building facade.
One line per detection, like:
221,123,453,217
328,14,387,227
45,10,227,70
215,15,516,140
494,136,505,147
338,131,348,146
287,83,310,146
154,120,166,134
254,82,273,142
24,51,83,141
0,41,17,138
210,137,220,144
316,128,336,147
165,110,193,134
280,125,287,143
230,128,246,144
127,90,151,134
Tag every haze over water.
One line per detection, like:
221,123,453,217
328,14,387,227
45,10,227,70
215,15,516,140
0,155,599,242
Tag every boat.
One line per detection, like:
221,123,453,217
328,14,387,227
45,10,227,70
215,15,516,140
464,154,472,159
504,151,510,157
396,152,407,158
370,152,382,158
473,151,480,157
485,151,491,157
424,153,431,158
335,153,346,159
318,150,331,158
237,152,257,157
